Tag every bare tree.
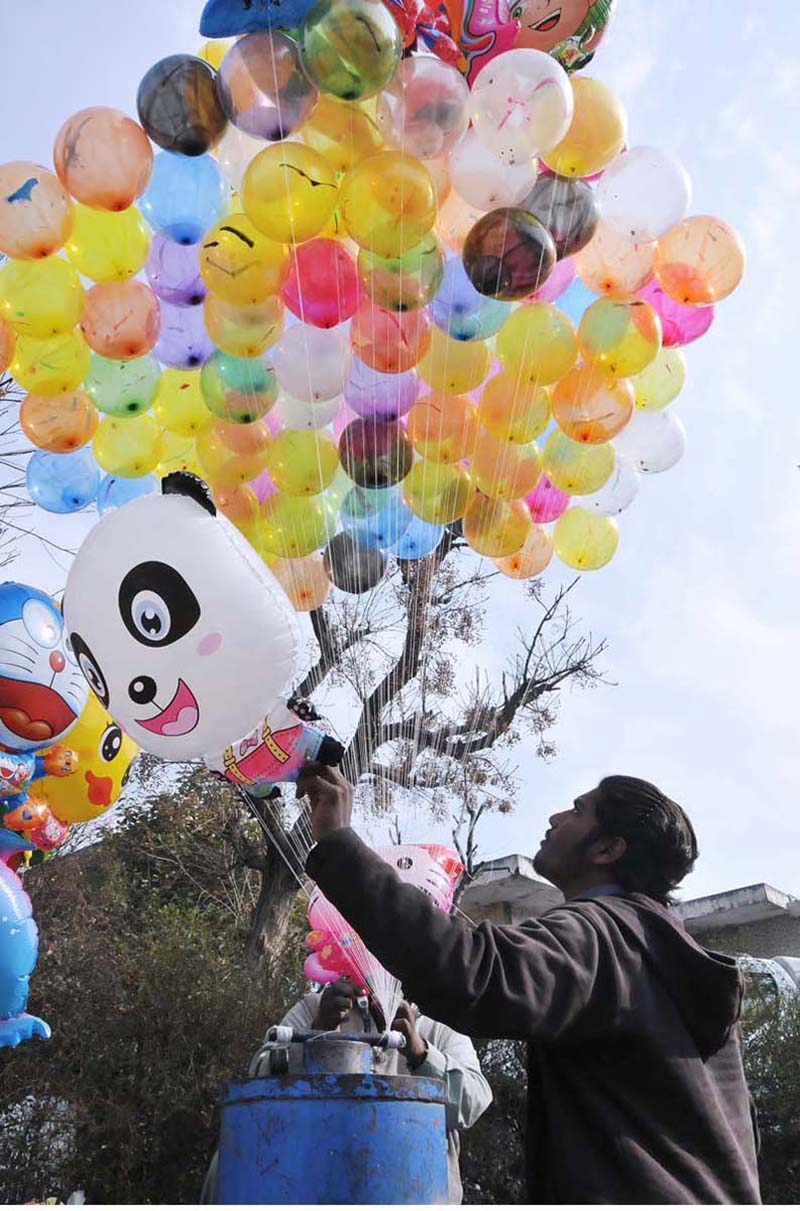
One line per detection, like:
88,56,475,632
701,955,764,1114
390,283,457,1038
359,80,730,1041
238,530,605,964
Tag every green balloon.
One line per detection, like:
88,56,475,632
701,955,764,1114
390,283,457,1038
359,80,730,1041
84,354,162,418
358,233,445,313
200,350,278,424
300,0,402,102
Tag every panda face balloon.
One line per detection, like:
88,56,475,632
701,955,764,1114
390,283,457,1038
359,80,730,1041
64,473,301,761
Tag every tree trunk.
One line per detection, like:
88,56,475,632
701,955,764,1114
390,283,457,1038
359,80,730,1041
246,841,301,965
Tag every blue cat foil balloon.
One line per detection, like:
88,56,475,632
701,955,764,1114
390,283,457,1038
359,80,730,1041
0,832,50,1050
200,0,317,36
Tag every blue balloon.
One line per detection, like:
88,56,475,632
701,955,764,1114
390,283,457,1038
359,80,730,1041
26,450,100,515
341,487,412,550
97,474,158,516
200,0,316,35
140,152,227,245
430,259,511,342
555,277,598,326
390,518,444,560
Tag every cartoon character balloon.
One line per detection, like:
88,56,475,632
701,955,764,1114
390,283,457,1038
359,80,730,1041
0,834,50,1049
64,473,301,761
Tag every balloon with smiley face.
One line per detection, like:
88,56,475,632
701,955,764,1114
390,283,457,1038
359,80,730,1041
64,473,302,762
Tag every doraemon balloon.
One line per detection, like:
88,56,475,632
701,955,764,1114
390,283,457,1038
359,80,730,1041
64,473,301,761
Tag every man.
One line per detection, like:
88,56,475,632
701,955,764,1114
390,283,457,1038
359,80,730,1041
280,978,492,1204
298,766,762,1205
200,978,491,1204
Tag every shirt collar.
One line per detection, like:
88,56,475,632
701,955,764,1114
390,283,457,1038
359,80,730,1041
571,883,625,900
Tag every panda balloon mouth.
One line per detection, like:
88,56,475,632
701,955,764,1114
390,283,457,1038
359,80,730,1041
136,679,200,738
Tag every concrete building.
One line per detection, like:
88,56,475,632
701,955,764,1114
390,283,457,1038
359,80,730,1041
460,859,800,997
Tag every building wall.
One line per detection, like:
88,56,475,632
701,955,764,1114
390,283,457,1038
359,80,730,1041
691,915,800,959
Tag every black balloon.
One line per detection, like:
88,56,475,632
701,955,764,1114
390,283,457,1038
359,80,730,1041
521,175,599,260
462,208,556,301
339,419,413,490
137,55,228,157
323,532,387,594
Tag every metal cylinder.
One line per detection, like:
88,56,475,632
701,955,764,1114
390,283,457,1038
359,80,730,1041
217,1040,449,1205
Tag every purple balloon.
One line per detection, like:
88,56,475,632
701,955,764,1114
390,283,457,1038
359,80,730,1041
155,300,215,369
638,279,714,348
146,235,206,307
344,359,419,421
531,257,576,304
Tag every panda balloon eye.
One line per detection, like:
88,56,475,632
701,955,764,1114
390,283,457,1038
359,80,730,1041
118,562,201,648
100,724,123,763
70,633,109,709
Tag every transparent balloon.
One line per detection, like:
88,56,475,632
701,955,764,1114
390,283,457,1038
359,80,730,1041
53,107,153,211
0,257,84,338
377,56,470,159
350,301,432,374
525,473,569,523
553,506,618,570
637,279,713,348
243,142,338,244
389,516,443,559
462,208,556,300
26,448,100,514
200,213,288,306
267,429,340,496
97,473,158,515
403,459,472,523
153,368,212,436
10,330,90,396
471,49,573,165
92,414,164,478
575,221,654,296
631,347,686,412
339,417,413,489
80,281,160,360
450,130,536,212
300,0,402,101
358,235,445,314
0,162,74,260
552,364,633,443
494,525,552,578
472,434,543,499
463,494,531,557
654,216,745,307
85,353,161,418
496,302,577,385
407,394,480,463
597,147,691,244
272,394,339,430
155,299,215,369
62,202,149,287
302,95,384,175
614,409,686,474
429,257,511,341
20,390,98,453
418,327,491,394
139,152,226,245
271,553,331,611
201,351,279,423
542,78,627,179
323,531,387,593
274,323,351,401
215,124,265,193
217,32,318,140
578,296,661,378
145,235,206,306
542,430,614,494
341,485,412,548
341,151,436,259
581,461,639,515
345,359,419,421
259,491,336,558
479,373,550,444
205,294,284,358
196,418,271,485
137,54,227,156
282,239,359,328
521,174,599,260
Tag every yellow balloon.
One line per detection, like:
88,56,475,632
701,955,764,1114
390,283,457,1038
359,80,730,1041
93,414,164,478
494,526,553,578
153,369,213,437
632,348,686,412
257,492,335,558
199,39,233,69
302,96,384,176
543,432,615,495
542,78,627,179
0,256,84,337
196,419,271,486
496,304,577,387
340,151,436,258
64,204,150,282
578,297,662,378
267,429,339,497
553,506,619,570
463,494,531,558
200,213,288,305
156,432,201,479
243,143,339,245
471,435,542,501
34,695,138,824
204,293,284,358
479,374,550,444
10,329,90,395
418,328,491,395
403,459,473,524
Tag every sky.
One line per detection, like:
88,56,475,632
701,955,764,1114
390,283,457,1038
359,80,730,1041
1,1,799,901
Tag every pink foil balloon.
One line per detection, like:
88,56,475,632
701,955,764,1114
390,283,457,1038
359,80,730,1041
525,475,570,523
638,279,714,348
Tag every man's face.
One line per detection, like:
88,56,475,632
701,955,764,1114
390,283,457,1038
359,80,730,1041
512,0,591,51
533,787,605,888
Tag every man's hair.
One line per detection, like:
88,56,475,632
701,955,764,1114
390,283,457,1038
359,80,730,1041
592,775,699,904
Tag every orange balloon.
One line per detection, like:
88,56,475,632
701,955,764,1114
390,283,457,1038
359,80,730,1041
204,294,284,358
271,553,332,612
654,216,745,306
20,390,98,453
54,108,153,211
575,223,655,297
211,482,260,527
552,365,634,444
463,494,531,558
0,163,74,259
406,394,480,463
80,281,160,360
197,418,271,485
478,374,550,444
494,526,553,578
471,434,542,500
435,191,484,253
350,301,431,374
542,79,627,179
0,317,15,373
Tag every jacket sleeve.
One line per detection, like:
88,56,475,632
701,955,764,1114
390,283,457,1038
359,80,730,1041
279,994,319,1032
306,829,615,1041
417,1018,493,1132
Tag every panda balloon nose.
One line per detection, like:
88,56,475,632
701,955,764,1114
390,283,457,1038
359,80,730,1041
129,676,158,705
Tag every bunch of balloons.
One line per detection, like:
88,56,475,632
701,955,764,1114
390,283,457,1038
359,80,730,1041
0,0,745,591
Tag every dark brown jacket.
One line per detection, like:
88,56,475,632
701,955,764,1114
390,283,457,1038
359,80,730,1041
307,829,761,1205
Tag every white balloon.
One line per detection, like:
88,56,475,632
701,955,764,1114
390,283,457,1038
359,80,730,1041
215,125,266,193
614,411,686,474
471,49,573,165
581,462,640,515
273,393,340,430
450,130,537,211
273,324,352,402
597,147,692,244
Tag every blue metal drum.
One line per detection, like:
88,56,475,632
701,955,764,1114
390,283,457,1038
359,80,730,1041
217,1046,449,1205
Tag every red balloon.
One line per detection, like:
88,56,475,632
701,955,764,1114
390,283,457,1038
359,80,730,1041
281,239,360,329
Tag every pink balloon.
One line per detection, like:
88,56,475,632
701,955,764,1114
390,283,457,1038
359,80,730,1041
531,257,576,304
526,476,570,523
249,469,277,503
333,402,360,442
638,279,715,348
304,953,343,984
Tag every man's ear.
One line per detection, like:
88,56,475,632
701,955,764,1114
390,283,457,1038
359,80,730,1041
591,835,627,868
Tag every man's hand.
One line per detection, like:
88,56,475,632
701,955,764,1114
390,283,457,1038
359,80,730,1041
392,1001,428,1068
311,978,363,1030
297,762,353,841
